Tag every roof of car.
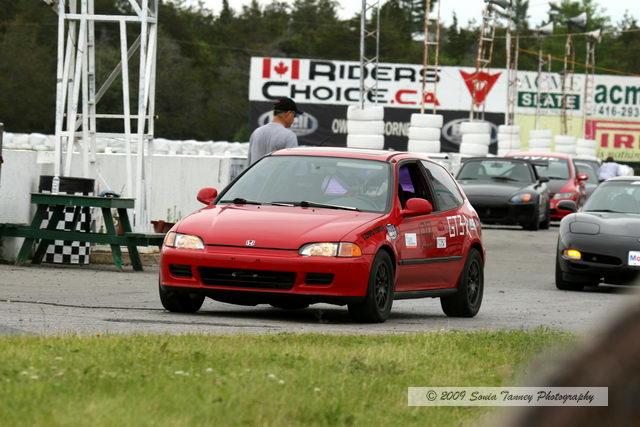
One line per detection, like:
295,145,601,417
270,146,434,162
605,176,640,182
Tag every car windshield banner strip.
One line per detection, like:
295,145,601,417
398,256,463,266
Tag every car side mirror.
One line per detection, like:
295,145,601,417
577,174,589,182
557,199,577,213
197,187,218,205
538,176,550,183
401,198,433,217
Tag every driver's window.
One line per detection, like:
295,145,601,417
397,163,433,209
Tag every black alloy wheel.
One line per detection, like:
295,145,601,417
348,251,394,323
441,248,484,317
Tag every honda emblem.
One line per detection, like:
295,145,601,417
246,240,256,246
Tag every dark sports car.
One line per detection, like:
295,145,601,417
456,157,550,230
556,176,640,290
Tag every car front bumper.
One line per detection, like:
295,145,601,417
159,245,374,304
557,233,640,285
468,198,537,226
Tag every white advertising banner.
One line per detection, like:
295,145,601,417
249,56,640,119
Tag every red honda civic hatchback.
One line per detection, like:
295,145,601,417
506,152,588,220
159,147,485,323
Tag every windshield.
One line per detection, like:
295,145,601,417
532,158,570,180
583,181,640,214
220,155,391,213
457,160,534,183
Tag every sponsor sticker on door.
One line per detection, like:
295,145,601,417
628,251,640,266
405,233,417,248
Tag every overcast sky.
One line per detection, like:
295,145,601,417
199,0,635,27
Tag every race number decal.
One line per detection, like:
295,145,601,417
405,233,417,248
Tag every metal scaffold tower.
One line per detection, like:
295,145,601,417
560,13,586,135
503,3,518,126
359,0,381,108
582,29,602,138
420,0,441,114
533,22,553,129
469,0,508,121
43,0,158,231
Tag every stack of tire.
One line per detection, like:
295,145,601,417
459,121,491,157
528,129,553,152
553,135,577,155
407,114,443,153
496,125,520,156
576,138,597,157
346,105,385,150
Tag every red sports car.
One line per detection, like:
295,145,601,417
506,152,588,220
159,147,485,322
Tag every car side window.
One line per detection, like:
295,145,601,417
421,161,464,211
397,163,434,209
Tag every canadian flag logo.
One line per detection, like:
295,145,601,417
262,58,300,79
459,70,501,105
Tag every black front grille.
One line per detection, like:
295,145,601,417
477,207,508,220
305,273,334,285
169,264,193,278
581,252,622,266
198,267,296,290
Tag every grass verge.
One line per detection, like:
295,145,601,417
0,329,574,427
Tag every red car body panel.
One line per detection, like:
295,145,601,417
506,152,586,220
160,148,485,303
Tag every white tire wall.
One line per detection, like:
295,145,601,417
498,125,520,135
528,138,552,150
460,121,491,134
577,138,597,149
555,145,576,154
554,135,576,146
347,105,384,121
347,120,385,135
408,127,441,141
410,113,443,128
407,140,441,153
346,135,385,149
461,133,491,145
459,142,489,156
529,129,553,139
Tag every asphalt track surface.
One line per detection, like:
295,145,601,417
1,226,638,336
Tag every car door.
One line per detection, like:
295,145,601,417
394,161,451,291
420,160,468,287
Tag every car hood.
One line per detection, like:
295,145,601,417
176,205,384,249
572,212,640,238
458,181,532,199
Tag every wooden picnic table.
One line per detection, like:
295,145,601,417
0,193,165,271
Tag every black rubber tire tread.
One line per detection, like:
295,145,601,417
159,282,205,313
555,256,585,291
348,251,394,323
540,202,550,229
441,248,484,317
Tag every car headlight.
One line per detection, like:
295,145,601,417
563,249,582,259
299,242,362,257
163,232,205,250
553,192,577,200
509,193,533,203
569,222,600,235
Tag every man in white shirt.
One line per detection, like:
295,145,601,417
248,97,302,165
598,157,624,181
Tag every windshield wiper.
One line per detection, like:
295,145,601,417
491,176,519,182
272,201,360,211
220,198,263,205
584,209,625,213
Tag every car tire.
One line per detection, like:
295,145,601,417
441,248,484,317
540,203,550,229
159,282,205,313
555,255,584,291
270,302,310,310
525,206,540,231
348,251,394,323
